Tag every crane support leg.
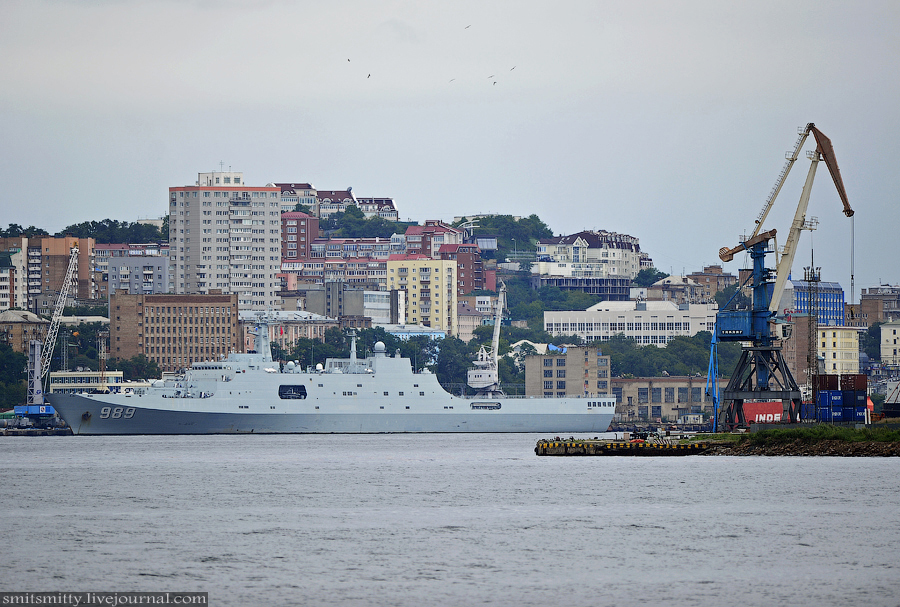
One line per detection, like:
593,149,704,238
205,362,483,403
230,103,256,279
719,346,802,431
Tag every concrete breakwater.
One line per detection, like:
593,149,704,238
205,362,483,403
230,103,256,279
535,440,709,456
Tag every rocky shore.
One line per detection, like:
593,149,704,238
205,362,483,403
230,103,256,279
704,439,900,457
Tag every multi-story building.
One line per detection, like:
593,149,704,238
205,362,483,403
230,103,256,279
818,326,861,375
535,230,651,281
456,302,483,343
356,197,399,221
15,236,98,315
238,310,339,353
686,265,737,302
386,255,458,334
0,309,49,354
0,248,26,312
109,290,240,373
274,183,318,214
859,285,900,327
439,244,484,295
280,211,319,261
647,276,704,304
544,301,718,345
169,171,282,310
881,320,900,368
405,221,463,258
610,376,728,422
777,279,846,327
524,346,612,398
316,189,357,219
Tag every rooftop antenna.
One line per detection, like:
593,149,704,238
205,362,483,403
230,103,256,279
219,161,225,172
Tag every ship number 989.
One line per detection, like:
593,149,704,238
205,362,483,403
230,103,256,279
100,407,135,419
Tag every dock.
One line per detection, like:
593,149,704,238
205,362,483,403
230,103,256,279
535,440,709,456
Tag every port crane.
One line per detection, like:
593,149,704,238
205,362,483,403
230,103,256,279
26,244,79,406
715,124,853,429
467,279,506,396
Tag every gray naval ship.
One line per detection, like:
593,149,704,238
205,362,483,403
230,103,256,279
48,311,616,435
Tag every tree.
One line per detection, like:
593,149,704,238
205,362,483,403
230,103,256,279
633,267,669,288
433,336,474,394
111,354,161,381
860,322,883,361
0,343,27,408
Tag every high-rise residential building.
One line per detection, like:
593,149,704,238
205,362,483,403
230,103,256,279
439,244,484,295
169,171,282,310
280,211,319,261
386,254,458,334
110,290,240,373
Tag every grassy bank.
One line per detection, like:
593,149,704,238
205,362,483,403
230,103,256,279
744,425,900,447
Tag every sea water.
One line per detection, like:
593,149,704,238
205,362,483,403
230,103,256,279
1,434,898,606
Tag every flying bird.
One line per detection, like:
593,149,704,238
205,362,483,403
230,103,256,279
510,66,516,71
367,74,371,78
488,75,494,79
449,78,456,82
493,81,497,85
465,25,471,29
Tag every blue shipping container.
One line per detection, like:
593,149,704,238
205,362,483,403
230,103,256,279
855,405,867,422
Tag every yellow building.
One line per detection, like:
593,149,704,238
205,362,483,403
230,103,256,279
819,326,860,375
386,255,458,335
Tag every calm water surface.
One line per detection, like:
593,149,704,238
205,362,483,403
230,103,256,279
1,434,898,606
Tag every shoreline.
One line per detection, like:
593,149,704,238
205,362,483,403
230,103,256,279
704,439,900,456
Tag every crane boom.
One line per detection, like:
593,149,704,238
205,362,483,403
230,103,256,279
750,124,812,238
40,246,78,379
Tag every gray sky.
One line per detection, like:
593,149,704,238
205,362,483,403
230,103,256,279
2,0,898,297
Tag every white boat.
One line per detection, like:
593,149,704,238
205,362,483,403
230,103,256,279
47,305,615,435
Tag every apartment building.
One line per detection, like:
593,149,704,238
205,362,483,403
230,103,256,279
818,326,860,375
169,171,282,310
386,255,458,334
356,197,399,221
881,320,900,368
0,309,49,354
405,221,463,258
109,290,240,373
274,183,318,213
686,265,737,301
439,244,484,295
544,300,718,345
535,230,651,281
524,346,612,398
280,211,319,261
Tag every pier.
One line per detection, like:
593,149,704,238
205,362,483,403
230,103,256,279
535,440,709,456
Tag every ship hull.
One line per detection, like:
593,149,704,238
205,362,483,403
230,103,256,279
48,393,614,435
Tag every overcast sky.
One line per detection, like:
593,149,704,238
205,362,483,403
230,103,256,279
2,0,898,298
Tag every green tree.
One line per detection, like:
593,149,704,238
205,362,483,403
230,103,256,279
0,344,27,408
860,322,883,361
432,336,474,394
111,354,161,381
633,267,669,288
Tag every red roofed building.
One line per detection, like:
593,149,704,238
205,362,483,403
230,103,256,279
405,220,463,258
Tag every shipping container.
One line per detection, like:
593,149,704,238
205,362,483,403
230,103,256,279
816,375,839,391
743,401,783,423
840,374,867,391
800,402,817,421
854,405,866,422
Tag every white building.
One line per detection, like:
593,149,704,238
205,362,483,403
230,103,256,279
169,171,283,310
536,230,651,281
544,300,718,346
